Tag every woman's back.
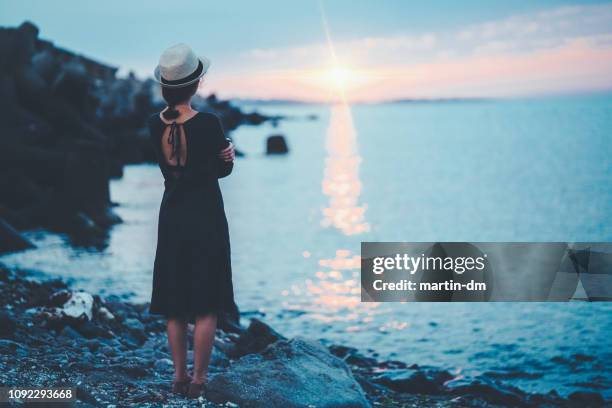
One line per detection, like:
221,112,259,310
147,111,233,182
158,110,197,168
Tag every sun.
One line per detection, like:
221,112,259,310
300,64,373,101
326,66,355,91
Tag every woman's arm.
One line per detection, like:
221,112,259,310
217,138,234,178
208,114,234,178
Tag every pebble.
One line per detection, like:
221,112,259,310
154,358,173,372
0,312,16,337
60,326,83,339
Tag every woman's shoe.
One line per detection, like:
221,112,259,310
187,382,206,399
171,379,190,396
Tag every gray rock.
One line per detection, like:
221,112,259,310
209,346,230,370
76,385,98,405
76,321,112,339
100,345,118,357
62,291,94,321
0,311,16,337
96,306,115,321
266,134,289,154
84,339,101,352
0,218,35,254
48,289,72,307
445,377,526,406
153,358,173,372
229,318,286,358
0,339,26,357
124,317,145,332
372,368,453,394
207,337,370,408
112,361,150,378
60,325,83,340
568,391,605,407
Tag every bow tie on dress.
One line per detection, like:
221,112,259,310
167,122,182,166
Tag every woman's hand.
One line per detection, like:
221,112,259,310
218,141,235,162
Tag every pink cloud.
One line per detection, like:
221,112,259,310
209,4,612,101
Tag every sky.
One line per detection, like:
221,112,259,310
2,0,612,102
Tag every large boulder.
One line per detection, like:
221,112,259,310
372,368,453,394
228,318,285,358
207,337,371,408
0,218,35,254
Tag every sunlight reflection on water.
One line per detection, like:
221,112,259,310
321,104,370,235
283,104,383,334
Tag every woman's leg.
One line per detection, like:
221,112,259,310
191,313,218,384
167,318,189,381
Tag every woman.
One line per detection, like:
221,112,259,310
147,43,236,398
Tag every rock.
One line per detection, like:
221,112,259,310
59,325,83,340
52,60,97,118
30,306,65,327
153,358,173,372
76,321,112,339
84,339,101,352
48,289,72,307
123,317,146,343
372,368,453,394
228,318,286,358
31,49,61,84
207,337,370,408
117,362,150,378
0,339,26,356
124,317,145,332
125,390,166,404
217,301,242,334
0,218,35,254
445,377,526,406
266,134,289,154
76,385,98,405
96,306,115,321
0,311,16,337
328,344,378,368
62,291,94,321
568,391,605,407
100,345,118,357
209,346,230,370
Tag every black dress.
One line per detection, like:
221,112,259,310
147,111,235,321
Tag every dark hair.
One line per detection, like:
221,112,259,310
161,82,199,120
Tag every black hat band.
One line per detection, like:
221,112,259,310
161,60,204,86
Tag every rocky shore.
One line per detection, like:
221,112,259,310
0,21,277,253
0,264,606,408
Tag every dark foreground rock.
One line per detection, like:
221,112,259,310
0,264,606,407
0,219,35,254
207,337,370,408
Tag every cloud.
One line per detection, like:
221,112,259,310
211,4,612,101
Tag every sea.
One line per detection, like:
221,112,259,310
2,94,611,398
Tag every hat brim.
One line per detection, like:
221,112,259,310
153,56,210,88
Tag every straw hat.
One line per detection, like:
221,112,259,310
153,43,210,88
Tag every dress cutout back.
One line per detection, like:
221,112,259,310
160,115,191,178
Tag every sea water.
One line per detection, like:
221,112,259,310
3,95,611,398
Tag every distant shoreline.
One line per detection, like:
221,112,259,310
233,90,612,106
